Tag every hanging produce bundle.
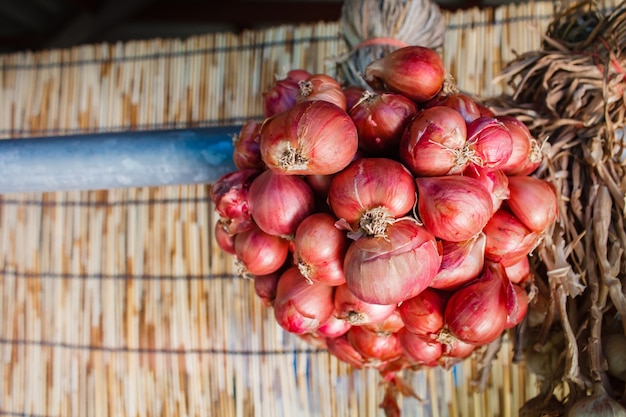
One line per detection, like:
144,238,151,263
210,41,558,415
483,1,626,415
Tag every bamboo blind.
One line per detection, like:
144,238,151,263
0,1,621,416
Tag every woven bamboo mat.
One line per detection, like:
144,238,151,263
0,1,621,416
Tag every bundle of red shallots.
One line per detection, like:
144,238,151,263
211,46,557,414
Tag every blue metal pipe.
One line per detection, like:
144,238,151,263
0,127,240,193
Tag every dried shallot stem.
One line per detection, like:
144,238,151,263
473,335,503,392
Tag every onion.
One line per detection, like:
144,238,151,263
566,384,626,416
334,284,396,326
259,100,358,175
502,256,532,284
505,282,529,329
293,213,348,286
326,334,366,368
347,326,403,363
297,74,347,110
416,175,493,242
364,46,446,103
506,175,558,233
233,120,265,170
430,233,486,290
254,271,281,307
483,208,540,266
398,288,447,336
328,158,416,238
343,219,441,305
603,333,626,382
273,267,335,334
463,166,510,213
398,328,442,366
436,93,482,123
214,220,236,255
343,85,366,110
316,314,352,338
248,169,315,237
262,69,311,117
234,225,290,276
443,263,509,345
496,115,543,175
305,174,334,199
465,117,513,170
399,106,468,177
362,309,405,334
441,338,475,360
210,169,260,234
349,91,417,156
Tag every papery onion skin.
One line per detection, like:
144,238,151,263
210,169,260,234
398,288,447,336
437,93,482,123
316,314,352,338
430,233,486,290
506,175,558,233
343,219,441,305
505,283,529,329
399,106,468,177
343,85,366,110
347,326,403,363
273,267,335,335
294,213,348,286
248,169,315,237
334,283,396,326
416,175,493,242
234,225,290,276
328,158,417,236
483,208,540,267
444,263,509,345
326,334,366,368
364,46,446,103
349,91,417,156
398,327,443,366
465,117,513,170
262,69,311,117
502,256,532,284
233,120,265,170
260,100,358,175
297,74,347,111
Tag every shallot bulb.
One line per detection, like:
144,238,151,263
349,91,417,156
435,93,482,123
262,69,311,117
496,115,542,175
343,218,441,305
297,74,347,110
566,384,626,417
364,46,446,103
234,225,290,276
430,233,486,290
463,166,510,214
416,175,493,242
398,328,442,366
328,158,416,238
347,326,403,364
343,85,366,110
505,283,529,329
233,120,265,170
333,284,396,326
259,100,358,175
254,271,281,307
443,263,509,345
316,314,352,338
326,334,366,368
273,267,335,334
362,309,405,334
502,256,532,284
210,169,260,234
506,175,558,233
293,213,348,286
398,288,447,336
399,106,468,177
248,169,315,237
214,220,236,255
483,208,540,266
465,117,513,170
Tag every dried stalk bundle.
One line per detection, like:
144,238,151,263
332,0,446,88
485,1,626,414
